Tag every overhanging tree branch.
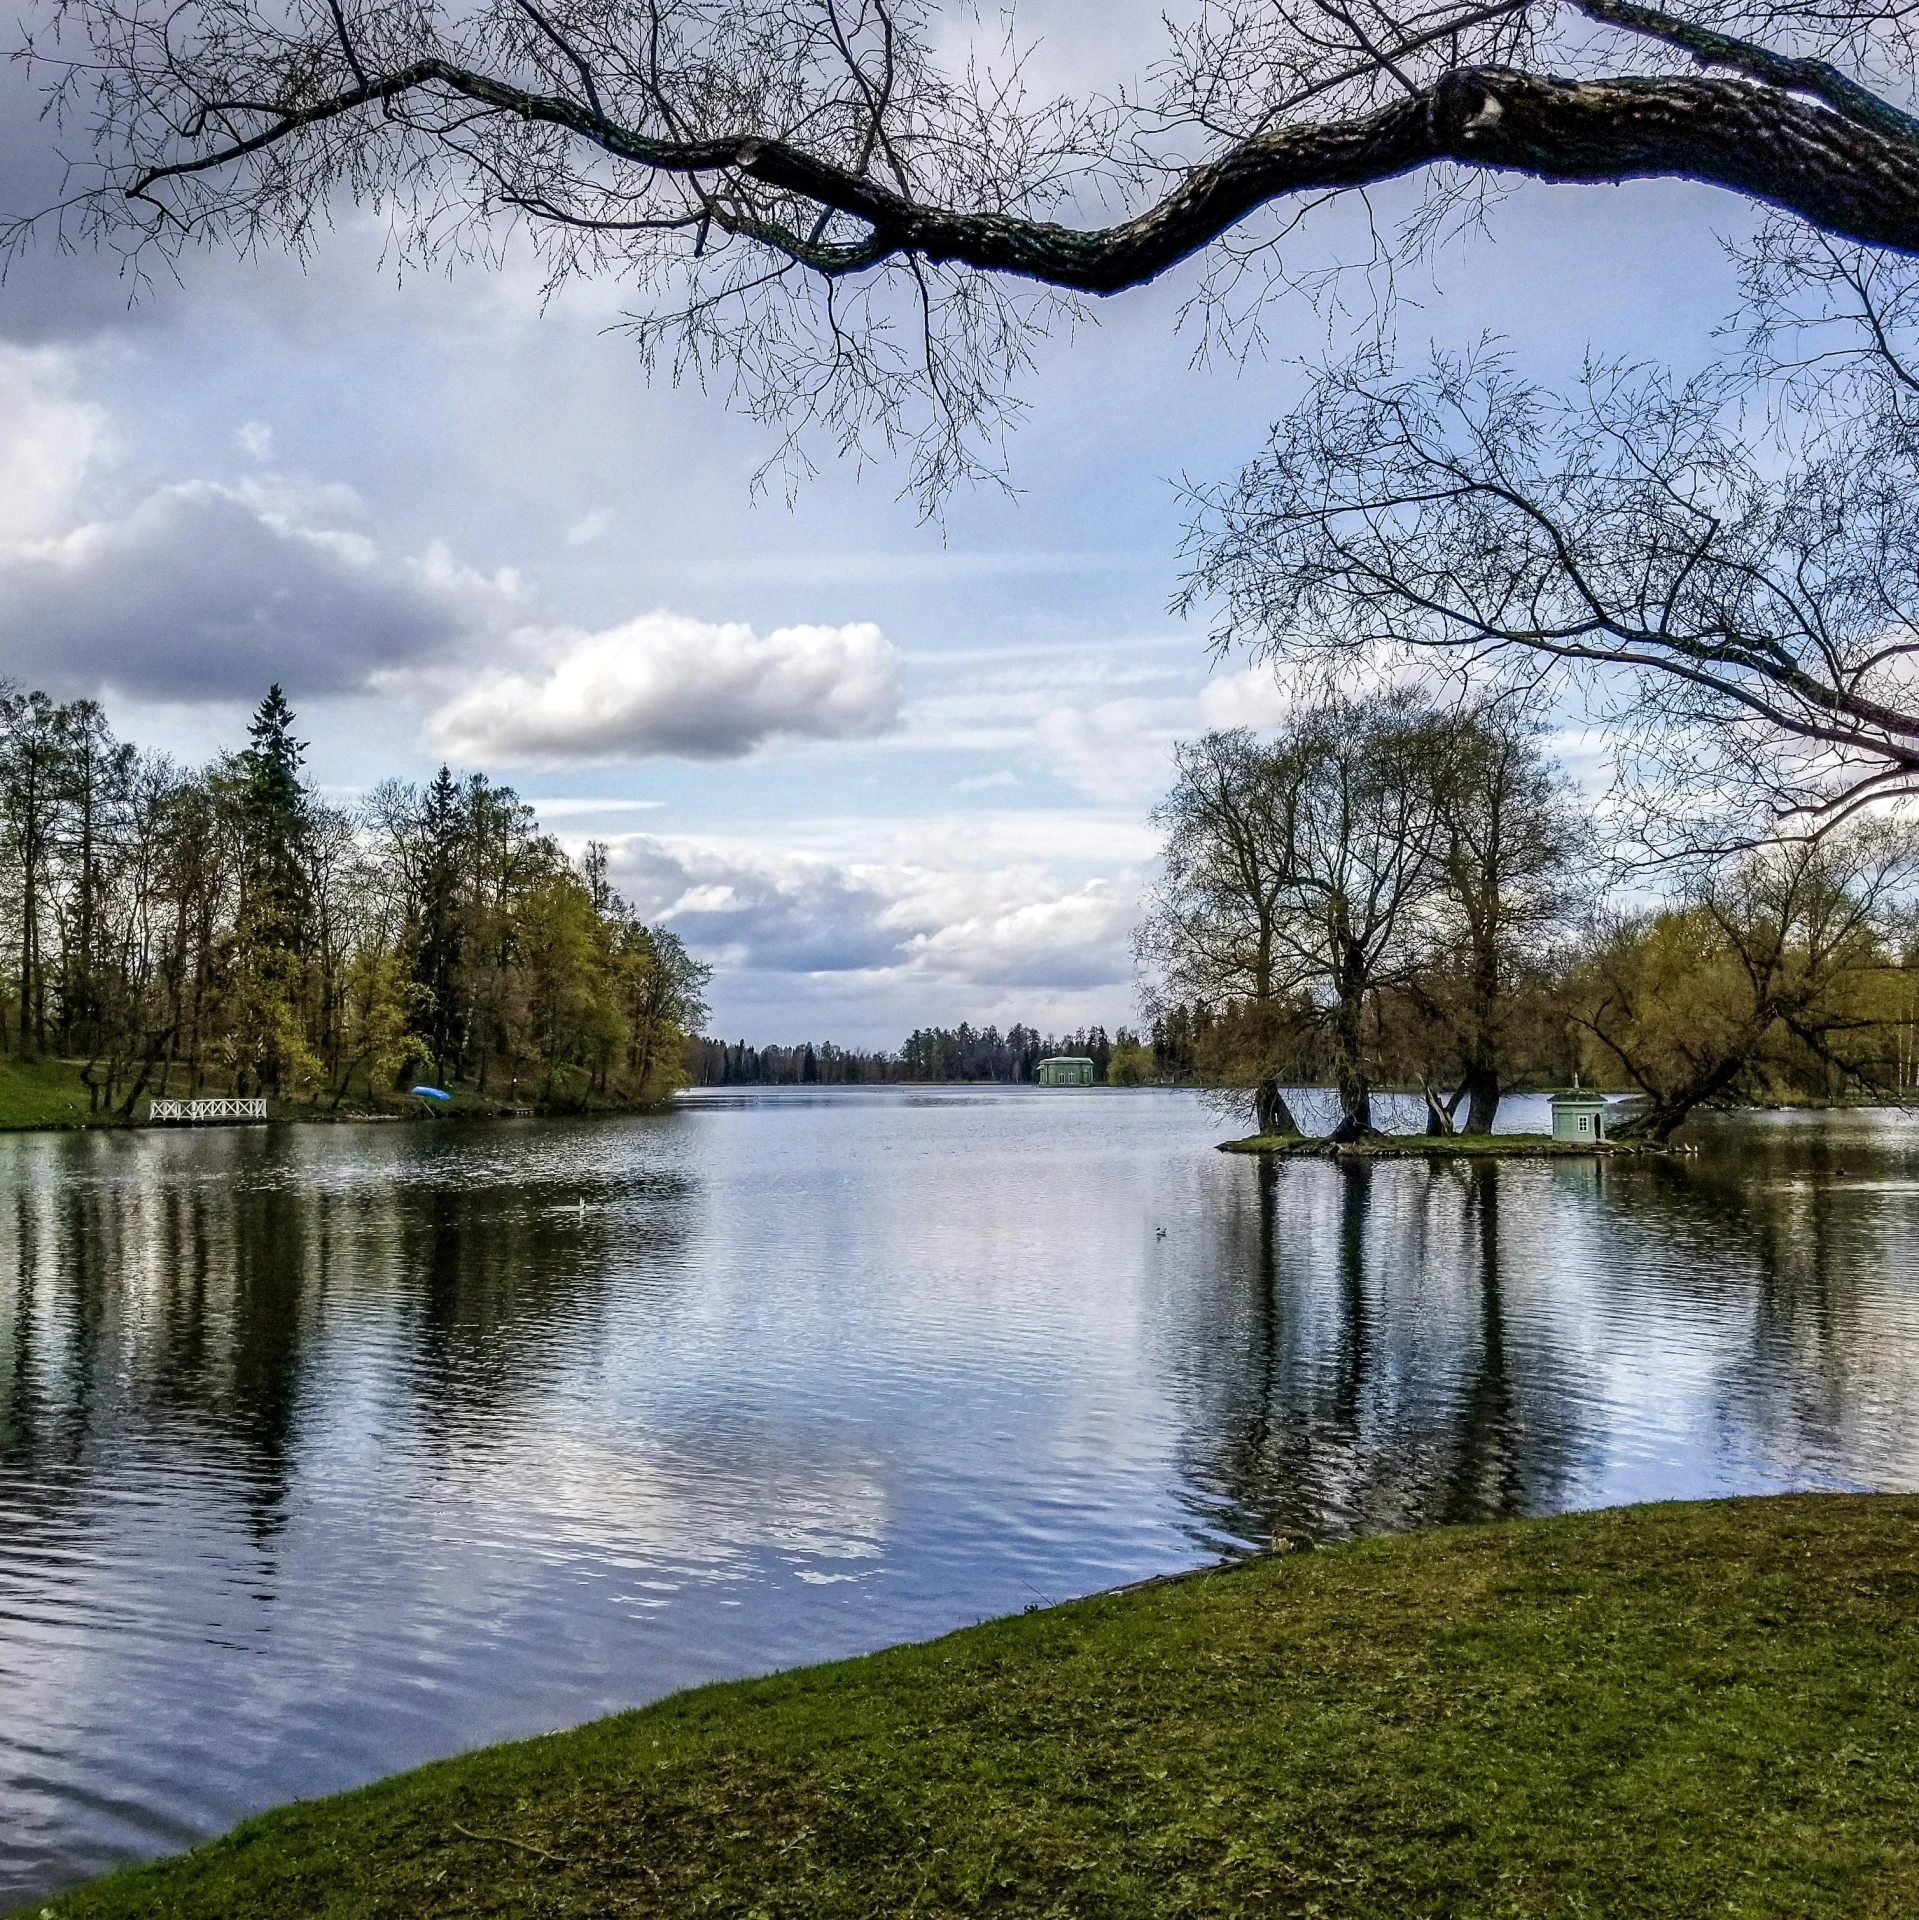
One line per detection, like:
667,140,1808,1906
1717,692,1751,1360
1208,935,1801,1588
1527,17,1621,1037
27,0,1919,507
111,58,1919,288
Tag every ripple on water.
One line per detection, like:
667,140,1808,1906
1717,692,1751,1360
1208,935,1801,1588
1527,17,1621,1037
3,1091,1919,1903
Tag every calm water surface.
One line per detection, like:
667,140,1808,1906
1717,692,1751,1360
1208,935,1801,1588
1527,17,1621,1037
4,1088,1918,1901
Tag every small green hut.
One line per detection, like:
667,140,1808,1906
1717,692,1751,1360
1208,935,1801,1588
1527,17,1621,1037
1036,1056,1096,1087
1550,1081,1609,1142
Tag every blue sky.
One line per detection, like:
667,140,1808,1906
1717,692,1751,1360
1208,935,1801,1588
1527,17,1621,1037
0,18,1760,1046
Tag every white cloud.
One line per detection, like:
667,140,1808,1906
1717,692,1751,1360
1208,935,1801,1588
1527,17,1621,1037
0,361,915,763
1195,664,1297,730
424,613,904,766
518,796,666,818
593,808,1152,1042
1026,663,1296,804
906,645,1297,806
0,344,114,543
0,351,529,700
899,871,1136,990
1035,696,1172,803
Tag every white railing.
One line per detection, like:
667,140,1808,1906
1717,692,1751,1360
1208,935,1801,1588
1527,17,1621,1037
147,1098,269,1124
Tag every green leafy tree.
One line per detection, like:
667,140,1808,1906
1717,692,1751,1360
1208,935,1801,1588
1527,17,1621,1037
1575,831,1918,1139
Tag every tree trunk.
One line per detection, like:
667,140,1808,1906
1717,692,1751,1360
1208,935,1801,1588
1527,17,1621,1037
1255,1077,1301,1138
116,1026,177,1122
1608,1052,1750,1142
1463,1066,1500,1136
1329,987,1375,1138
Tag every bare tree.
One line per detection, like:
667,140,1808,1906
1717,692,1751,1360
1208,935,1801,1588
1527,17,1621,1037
1141,693,1451,1137
21,0,1919,500
1180,333,1919,849
1400,698,1586,1132
1268,692,1450,1135
0,688,74,1057
1138,728,1308,1137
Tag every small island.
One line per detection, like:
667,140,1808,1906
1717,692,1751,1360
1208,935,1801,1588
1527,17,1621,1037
1218,1130,1663,1158
1220,1084,1676,1156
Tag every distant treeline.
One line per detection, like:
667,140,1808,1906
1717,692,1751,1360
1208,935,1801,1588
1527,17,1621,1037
685,1039,897,1085
0,682,710,1116
687,1019,1197,1086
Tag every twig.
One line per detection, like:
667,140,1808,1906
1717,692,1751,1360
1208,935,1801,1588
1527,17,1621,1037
450,1821,569,1864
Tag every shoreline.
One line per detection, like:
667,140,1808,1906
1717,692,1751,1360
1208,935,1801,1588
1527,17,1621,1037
0,1102,674,1135
23,1493,1919,1919
0,1060,675,1135
1217,1130,1676,1158
0,1059,1910,1139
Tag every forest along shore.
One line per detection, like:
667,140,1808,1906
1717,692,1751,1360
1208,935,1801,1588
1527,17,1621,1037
0,687,711,1125
26,1496,1919,1920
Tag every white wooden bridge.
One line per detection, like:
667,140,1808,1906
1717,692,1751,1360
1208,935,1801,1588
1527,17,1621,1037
146,1098,270,1125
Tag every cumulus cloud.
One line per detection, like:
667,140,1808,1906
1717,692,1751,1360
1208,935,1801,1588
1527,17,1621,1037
423,613,904,766
0,354,908,758
612,837,907,974
0,473,525,700
0,346,527,699
602,819,1141,999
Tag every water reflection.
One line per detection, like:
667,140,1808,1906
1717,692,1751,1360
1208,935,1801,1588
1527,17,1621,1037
1170,1156,1587,1549
1173,1110,1919,1555
2,1093,1918,1905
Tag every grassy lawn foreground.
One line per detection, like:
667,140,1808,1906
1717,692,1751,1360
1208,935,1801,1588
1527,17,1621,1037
26,1495,1919,1919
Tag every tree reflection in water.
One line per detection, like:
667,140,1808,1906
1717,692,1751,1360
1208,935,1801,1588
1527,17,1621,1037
1167,1117,1919,1554
1173,1155,1587,1551
4,1093,1918,1908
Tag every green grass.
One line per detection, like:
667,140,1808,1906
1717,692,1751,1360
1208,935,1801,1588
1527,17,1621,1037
1218,1130,1644,1156
0,1058,661,1133
0,1055,110,1130
26,1496,1919,1918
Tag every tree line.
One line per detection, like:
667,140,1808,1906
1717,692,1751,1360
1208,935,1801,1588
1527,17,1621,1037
1139,695,1919,1143
686,1023,1151,1087
0,683,709,1116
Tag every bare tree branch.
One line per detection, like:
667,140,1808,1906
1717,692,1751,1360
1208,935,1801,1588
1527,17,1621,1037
23,0,1919,498
1180,339,1919,855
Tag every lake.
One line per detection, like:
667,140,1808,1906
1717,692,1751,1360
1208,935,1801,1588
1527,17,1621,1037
4,1087,1918,1903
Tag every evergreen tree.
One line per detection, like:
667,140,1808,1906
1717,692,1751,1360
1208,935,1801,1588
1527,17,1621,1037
415,765,466,1084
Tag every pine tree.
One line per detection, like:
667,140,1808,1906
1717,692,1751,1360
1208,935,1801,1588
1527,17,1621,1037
236,683,312,954
225,686,317,1095
416,765,466,1084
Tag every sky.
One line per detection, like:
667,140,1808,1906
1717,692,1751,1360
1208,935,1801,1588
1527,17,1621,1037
0,9,1762,1047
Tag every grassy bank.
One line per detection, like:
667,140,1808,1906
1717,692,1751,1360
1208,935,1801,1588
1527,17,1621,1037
1218,1130,1653,1157
0,1055,669,1132
28,1495,1919,1918
0,1056,106,1130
